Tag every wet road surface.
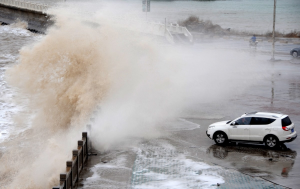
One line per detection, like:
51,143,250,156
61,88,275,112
79,56,300,188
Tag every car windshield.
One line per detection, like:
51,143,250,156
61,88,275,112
226,120,232,124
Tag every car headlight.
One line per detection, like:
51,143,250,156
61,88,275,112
208,125,215,129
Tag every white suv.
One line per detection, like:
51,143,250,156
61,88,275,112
206,112,297,148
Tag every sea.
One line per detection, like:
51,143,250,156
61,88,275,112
26,0,300,33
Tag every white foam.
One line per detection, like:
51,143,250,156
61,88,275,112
0,54,17,63
0,59,24,143
0,25,31,36
132,143,224,189
81,154,131,187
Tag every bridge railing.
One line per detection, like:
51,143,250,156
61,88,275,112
0,0,48,13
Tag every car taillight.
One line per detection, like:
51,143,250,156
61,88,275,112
282,126,290,131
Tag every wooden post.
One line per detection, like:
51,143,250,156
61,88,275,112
60,173,66,189
72,150,79,183
78,140,84,172
78,140,84,146
82,132,88,161
66,161,73,189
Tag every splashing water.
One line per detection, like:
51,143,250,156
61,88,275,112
0,4,270,188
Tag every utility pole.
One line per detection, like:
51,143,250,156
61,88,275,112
271,0,276,61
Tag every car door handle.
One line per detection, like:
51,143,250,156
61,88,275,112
244,128,249,130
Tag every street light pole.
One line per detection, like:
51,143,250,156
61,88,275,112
271,0,276,61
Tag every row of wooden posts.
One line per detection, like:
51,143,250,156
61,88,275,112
52,132,89,189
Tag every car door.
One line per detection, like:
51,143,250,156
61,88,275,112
249,117,275,141
228,117,251,140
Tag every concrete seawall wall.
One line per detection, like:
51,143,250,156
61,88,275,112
0,4,53,33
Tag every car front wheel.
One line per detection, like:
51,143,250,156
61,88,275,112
264,135,279,148
292,51,298,58
214,132,228,145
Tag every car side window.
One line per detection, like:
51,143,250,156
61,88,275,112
250,117,275,125
235,117,251,125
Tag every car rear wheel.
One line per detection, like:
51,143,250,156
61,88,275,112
292,51,298,58
264,135,279,148
214,132,228,145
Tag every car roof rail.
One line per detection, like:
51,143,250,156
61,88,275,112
272,115,279,118
246,111,257,115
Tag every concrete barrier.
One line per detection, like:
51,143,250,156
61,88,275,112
0,0,48,13
52,132,89,189
0,2,53,33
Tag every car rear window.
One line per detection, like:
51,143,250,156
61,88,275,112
250,117,276,125
282,116,292,126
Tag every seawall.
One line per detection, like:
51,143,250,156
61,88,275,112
0,3,53,33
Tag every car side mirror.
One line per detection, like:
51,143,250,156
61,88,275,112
230,121,236,126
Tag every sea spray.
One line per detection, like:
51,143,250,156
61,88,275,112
1,18,113,188
0,5,269,189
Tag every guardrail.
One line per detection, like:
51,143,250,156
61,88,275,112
52,132,89,189
0,0,48,13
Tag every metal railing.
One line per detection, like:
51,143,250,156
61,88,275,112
52,132,89,189
165,29,175,44
148,22,193,44
0,0,48,13
167,24,193,42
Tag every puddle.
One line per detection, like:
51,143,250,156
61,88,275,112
206,144,297,178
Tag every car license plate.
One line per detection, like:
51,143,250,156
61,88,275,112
291,128,294,133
